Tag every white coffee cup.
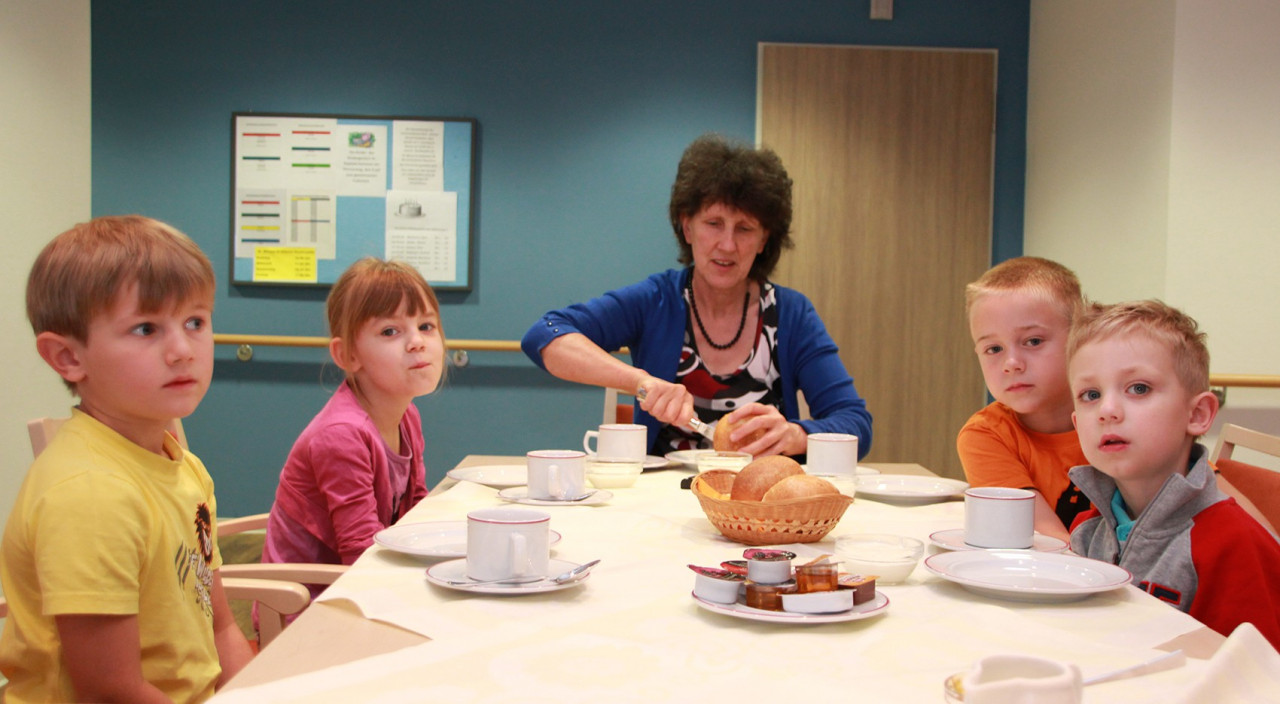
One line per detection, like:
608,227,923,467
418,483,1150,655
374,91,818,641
964,487,1036,549
526,449,587,500
465,507,550,581
583,423,647,462
806,433,859,477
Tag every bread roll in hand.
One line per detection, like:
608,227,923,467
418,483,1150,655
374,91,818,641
713,417,767,452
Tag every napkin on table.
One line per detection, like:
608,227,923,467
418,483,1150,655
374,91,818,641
1172,623,1280,704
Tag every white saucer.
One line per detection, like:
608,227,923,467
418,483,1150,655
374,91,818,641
446,464,527,489
374,521,563,558
691,591,890,624
425,558,589,594
497,487,613,506
855,474,969,505
924,550,1131,603
929,528,1068,553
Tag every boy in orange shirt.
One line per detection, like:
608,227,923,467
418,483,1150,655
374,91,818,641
957,257,1091,542
0,216,253,702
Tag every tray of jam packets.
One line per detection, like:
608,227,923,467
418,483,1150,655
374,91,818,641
689,548,889,624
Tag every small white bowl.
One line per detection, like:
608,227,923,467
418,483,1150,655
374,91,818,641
586,458,643,489
836,533,925,585
695,451,752,473
781,589,854,614
804,472,857,498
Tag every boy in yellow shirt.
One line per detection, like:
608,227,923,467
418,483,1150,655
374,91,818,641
0,216,253,702
957,257,1091,542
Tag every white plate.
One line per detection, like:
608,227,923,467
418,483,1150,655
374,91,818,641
374,521,563,558
425,558,589,594
924,550,1131,603
665,449,714,469
691,590,890,624
855,474,969,504
801,465,882,476
446,464,527,489
929,528,1068,554
644,454,674,469
497,487,613,506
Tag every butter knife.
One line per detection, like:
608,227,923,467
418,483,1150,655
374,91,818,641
687,417,717,443
633,387,717,442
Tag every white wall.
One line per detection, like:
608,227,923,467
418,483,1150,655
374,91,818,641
1025,0,1175,303
1027,0,1280,453
0,0,93,571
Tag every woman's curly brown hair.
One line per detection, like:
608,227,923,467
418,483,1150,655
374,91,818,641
668,134,794,281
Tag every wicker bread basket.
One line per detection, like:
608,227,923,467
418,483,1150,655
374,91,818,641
691,471,854,545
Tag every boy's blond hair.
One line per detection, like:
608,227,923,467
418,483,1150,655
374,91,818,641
965,256,1083,322
1067,300,1210,394
27,216,215,389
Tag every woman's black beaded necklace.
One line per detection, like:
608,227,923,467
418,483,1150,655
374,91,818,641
688,278,751,350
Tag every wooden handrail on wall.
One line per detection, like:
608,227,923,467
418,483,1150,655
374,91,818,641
1208,374,1280,389
214,334,1278,390
213,333,523,365
213,333,521,352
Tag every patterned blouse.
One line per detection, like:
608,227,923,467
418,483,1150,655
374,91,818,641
655,281,783,452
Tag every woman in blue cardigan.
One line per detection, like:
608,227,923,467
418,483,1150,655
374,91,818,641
522,135,872,459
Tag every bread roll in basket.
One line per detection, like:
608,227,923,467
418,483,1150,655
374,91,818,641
691,469,853,545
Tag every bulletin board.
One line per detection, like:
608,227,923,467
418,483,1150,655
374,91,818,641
230,112,476,290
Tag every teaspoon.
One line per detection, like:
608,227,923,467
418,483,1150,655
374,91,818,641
444,559,601,587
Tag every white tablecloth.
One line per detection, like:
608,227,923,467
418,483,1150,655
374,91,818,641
212,469,1273,703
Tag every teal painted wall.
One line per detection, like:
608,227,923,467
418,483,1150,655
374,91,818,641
90,1,1030,515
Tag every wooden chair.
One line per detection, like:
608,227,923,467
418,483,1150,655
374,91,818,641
220,577,310,647
1211,424,1280,534
27,416,187,459
602,388,635,425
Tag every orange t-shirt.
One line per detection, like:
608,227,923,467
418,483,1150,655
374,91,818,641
956,402,1091,528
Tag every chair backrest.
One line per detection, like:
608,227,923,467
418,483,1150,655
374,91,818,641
28,416,187,458
1211,424,1280,533
1213,424,1280,464
602,388,635,425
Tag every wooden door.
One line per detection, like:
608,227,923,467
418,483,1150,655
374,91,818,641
759,44,995,479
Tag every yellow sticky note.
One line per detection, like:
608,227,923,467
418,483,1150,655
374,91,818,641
253,246,317,283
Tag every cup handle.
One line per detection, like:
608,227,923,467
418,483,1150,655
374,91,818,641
549,464,563,499
510,533,529,577
583,431,598,456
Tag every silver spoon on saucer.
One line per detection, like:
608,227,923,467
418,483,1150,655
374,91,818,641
445,559,601,587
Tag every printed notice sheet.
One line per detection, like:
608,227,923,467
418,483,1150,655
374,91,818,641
386,190,457,280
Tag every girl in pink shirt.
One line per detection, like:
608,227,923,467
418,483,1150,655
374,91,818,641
263,258,445,581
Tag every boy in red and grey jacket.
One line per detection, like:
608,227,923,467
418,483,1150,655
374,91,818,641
1066,300,1280,650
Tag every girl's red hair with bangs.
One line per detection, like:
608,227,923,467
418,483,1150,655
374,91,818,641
326,258,443,367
